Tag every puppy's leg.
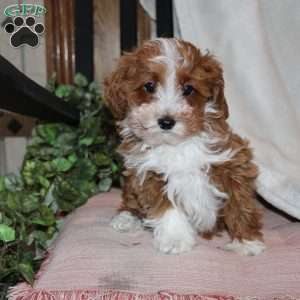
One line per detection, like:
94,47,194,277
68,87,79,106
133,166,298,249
222,176,265,256
111,173,143,232
145,208,196,254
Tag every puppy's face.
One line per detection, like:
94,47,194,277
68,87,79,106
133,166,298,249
104,38,228,146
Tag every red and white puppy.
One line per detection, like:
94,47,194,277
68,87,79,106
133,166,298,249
104,38,265,255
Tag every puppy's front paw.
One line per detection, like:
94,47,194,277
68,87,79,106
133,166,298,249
155,233,196,254
151,208,196,254
223,239,266,256
110,211,142,232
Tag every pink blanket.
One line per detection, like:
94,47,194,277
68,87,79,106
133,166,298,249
9,190,300,300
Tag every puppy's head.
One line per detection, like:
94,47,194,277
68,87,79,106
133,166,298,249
104,38,228,146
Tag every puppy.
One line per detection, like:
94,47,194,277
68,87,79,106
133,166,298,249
104,38,265,256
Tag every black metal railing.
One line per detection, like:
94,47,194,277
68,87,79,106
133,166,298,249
0,55,80,125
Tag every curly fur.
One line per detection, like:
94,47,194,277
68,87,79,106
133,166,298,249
104,38,264,255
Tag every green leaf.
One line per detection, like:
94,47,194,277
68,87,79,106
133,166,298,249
55,132,77,148
6,193,21,210
43,184,55,205
98,178,112,192
74,73,88,87
38,176,50,189
67,154,78,164
19,263,34,284
111,162,119,173
98,167,112,179
79,137,94,146
22,194,40,213
0,224,16,242
72,159,97,180
94,153,111,167
32,230,48,246
4,174,22,191
31,206,56,226
36,124,60,144
52,158,74,172
55,84,73,98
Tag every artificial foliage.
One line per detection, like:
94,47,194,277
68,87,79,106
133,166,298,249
0,74,122,299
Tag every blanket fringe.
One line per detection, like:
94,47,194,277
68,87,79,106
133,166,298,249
8,284,234,300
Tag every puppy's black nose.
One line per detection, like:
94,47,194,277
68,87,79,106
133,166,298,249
158,116,176,130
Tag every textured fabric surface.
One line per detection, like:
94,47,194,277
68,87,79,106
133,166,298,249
10,190,300,299
173,0,300,219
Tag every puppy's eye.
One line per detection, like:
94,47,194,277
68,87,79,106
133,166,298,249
144,81,156,93
182,84,195,96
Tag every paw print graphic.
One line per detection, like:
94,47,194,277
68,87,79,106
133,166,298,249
4,16,45,48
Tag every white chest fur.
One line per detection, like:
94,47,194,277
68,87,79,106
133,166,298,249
123,134,233,232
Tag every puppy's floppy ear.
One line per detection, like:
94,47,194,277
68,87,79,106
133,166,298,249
212,78,229,119
103,54,136,120
202,54,229,119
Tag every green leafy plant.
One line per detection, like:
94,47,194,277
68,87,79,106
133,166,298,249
0,74,122,299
